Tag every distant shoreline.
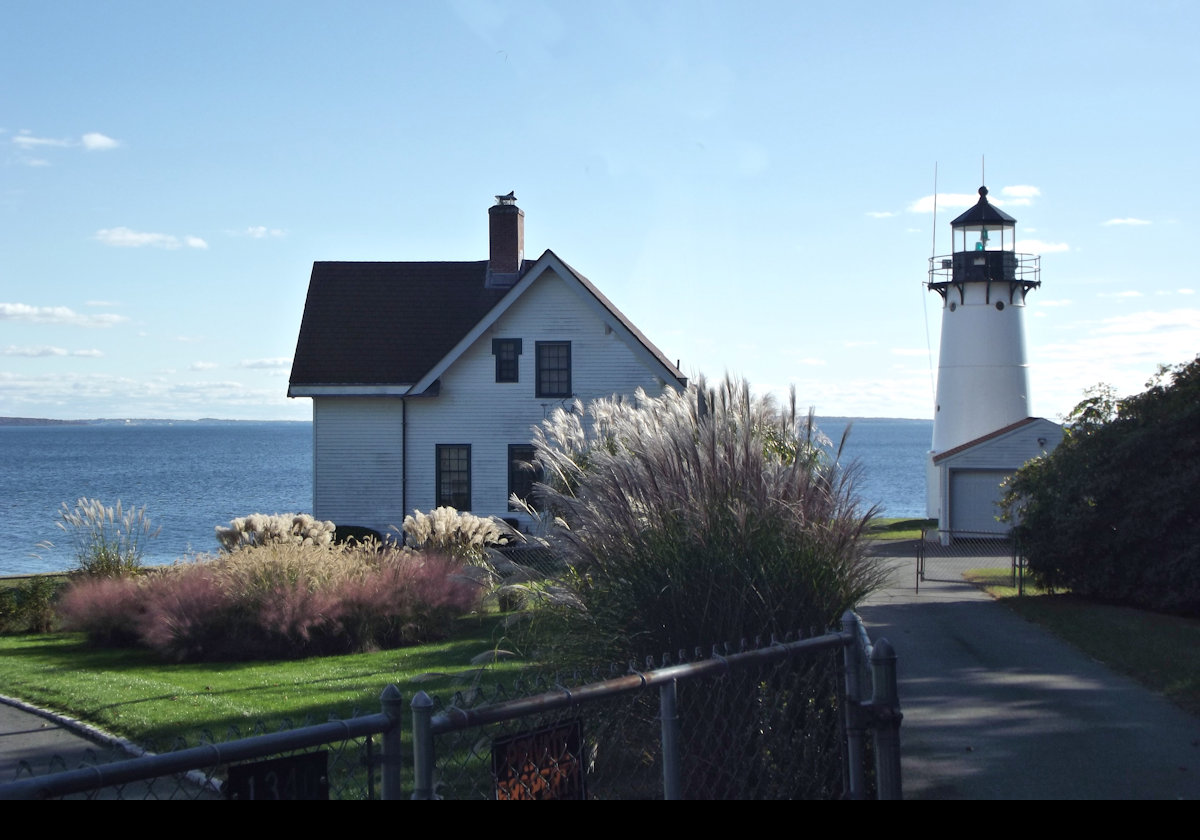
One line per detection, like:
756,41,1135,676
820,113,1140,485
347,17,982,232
0,417,310,427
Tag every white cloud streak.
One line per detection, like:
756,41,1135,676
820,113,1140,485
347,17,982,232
1102,217,1151,226
12,132,69,149
0,303,126,327
1001,185,1041,199
239,357,292,369
1017,239,1070,254
190,361,218,371
94,227,209,249
865,211,894,219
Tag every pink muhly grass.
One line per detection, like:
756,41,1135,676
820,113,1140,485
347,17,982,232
57,576,144,646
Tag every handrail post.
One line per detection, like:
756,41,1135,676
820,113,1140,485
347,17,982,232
841,611,866,799
659,679,681,800
410,691,436,800
869,638,903,800
379,684,404,801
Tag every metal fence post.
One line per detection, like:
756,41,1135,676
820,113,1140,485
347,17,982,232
410,691,436,800
379,684,404,801
841,611,866,800
659,679,681,800
869,638,903,800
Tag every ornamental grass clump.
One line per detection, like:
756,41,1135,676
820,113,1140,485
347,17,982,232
516,374,885,664
53,498,159,578
402,506,512,565
58,540,482,662
215,512,335,552
513,375,885,799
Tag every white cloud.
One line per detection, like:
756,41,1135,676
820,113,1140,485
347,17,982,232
910,185,1041,213
1036,299,1073,307
94,228,209,250
0,303,126,327
1017,239,1070,254
94,227,181,248
190,361,218,371
86,300,118,307
81,132,119,150
890,348,929,357
908,193,978,214
12,132,69,149
1102,217,1151,226
1179,289,1195,295
865,211,894,219
1001,185,1041,199
72,349,103,357
4,345,67,357
22,158,50,168
239,357,292,370
1098,290,1143,299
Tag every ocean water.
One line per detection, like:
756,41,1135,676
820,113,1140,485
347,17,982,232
0,417,931,576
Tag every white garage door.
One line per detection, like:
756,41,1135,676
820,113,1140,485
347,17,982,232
949,470,1010,535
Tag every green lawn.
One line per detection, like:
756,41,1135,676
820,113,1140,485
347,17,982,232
0,613,522,747
864,518,935,541
964,569,1200,718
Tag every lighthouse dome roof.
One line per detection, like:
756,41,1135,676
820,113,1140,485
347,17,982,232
951,186,1017,227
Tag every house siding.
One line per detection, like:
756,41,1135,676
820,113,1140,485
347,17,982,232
405,268,673,520
313,398,405,531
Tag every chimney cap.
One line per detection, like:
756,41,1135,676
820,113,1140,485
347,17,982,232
495,191,517,206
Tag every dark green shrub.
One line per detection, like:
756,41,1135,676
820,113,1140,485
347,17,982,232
0,576,63,634
1003,357,1200,615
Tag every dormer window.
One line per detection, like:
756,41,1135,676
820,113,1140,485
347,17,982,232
492,338,522,383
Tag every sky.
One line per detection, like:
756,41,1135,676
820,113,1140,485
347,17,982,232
2,1,1197,422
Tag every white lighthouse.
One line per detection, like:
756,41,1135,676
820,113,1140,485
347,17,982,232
925,186,1062,536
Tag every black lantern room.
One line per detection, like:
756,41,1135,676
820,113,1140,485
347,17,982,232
928,186,1040,305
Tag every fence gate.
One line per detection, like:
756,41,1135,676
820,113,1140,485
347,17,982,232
916,530,1018,591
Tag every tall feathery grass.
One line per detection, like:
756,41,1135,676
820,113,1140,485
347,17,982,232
51,498,160,578
514,375,886,664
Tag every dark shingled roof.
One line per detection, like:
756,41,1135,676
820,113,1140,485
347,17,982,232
289,260,513,387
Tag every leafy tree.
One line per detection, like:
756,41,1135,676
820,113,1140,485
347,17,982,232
1002,356,1200,614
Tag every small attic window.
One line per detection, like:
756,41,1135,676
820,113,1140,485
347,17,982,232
492,338,522,383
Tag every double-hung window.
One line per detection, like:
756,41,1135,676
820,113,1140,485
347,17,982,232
492,338,521,383
535,341,571,398
436,445,471,510
508,444,539,510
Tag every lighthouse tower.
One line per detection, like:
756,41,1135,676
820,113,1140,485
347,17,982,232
925,186,1059,533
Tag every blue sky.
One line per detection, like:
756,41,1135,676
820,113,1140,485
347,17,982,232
3,1,1196,421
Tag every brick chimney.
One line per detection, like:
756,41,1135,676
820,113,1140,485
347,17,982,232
487,192,524,287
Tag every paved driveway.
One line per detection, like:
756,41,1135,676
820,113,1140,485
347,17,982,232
858,558,1200,799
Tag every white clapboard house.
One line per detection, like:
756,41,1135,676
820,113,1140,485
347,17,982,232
288,194,686,533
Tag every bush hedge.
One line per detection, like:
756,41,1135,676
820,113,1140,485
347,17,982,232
1003,356,1200,615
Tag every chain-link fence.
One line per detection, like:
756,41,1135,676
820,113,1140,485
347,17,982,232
3,616,901,800
916,530,1019,591
413,614,901,800
1,703,398,801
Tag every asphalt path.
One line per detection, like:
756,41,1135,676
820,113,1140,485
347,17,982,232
859,552,1200,799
